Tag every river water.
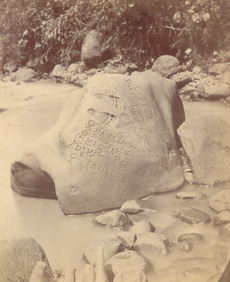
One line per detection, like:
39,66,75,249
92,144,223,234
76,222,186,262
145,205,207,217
0,81,230,280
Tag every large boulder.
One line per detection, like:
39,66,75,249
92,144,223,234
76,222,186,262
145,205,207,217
0,237,52,282
10,72,185,215
178,115,230,185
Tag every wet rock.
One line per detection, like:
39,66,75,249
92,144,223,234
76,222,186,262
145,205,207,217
116,231,136,249
83,239,122,264
105,250,146,278
178,233,204,243
113,267,147,282
152,55,183,77
178,115,230,185
176,191,206,199
214,210,230,226
130,221,155,237
120,200,142,214
94,210,131,228
134,232,167,255
176,207,211,224
209,190,230,212
14,72,185,214
81,30,104,68
0,237,52,282
197,77,230,99
219,223,230,238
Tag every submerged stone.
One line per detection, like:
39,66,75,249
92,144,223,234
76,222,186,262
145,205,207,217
177,207,211,225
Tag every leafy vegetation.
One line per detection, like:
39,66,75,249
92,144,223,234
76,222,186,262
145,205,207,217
0,0,229,72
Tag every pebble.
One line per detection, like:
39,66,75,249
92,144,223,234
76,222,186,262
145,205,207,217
120,200,142,214
176,207,211,225
176,191,206,200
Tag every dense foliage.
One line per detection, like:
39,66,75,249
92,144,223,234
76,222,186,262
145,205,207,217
0,0,229,72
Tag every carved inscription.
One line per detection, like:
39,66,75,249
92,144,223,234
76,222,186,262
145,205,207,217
68,119,137,184
117,79,158,142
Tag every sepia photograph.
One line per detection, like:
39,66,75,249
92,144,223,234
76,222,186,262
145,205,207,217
0,0,230,281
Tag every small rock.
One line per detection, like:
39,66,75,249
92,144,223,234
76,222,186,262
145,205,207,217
185,48,192,56
51,64,67,78
105,250,146,278
152,55,182,77
197,77,230,99
116,231,136,249
134,232,167,256
12,67,38,82
83,239,122,264
193,66,202,74
94,210,131,228
3,61,17,73
68,63,86,74
176,207,211,224
120,200,142,214
214,211,230,225
219,223,230,238
113,267,147,282
209,190,230,212
176,191,205,199
130,221,155,237
178,233,204,243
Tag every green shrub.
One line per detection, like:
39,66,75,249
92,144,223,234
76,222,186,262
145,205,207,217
0,0,229,72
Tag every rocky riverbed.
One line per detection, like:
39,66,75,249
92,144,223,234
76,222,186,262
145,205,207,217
0,80,230,281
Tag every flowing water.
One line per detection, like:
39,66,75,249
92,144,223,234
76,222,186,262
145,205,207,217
0,81,230,280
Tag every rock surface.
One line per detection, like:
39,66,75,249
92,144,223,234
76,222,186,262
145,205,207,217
11,67,38,82
209,190,230,212
213,211,230,225
152,55,183,77
81,30,104,68
130,221,155,237
178,115,230,185
176,191,205,199
0,237,52,282
177,207,211,224
83,239,122,264
12,72,185,214
197,77,230,99
120,200,142,214
94,210,131,228
105,250,146,278
134,232,167,255
116,231,136,249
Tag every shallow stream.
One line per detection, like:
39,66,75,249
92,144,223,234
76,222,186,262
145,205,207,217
0,81,229,281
